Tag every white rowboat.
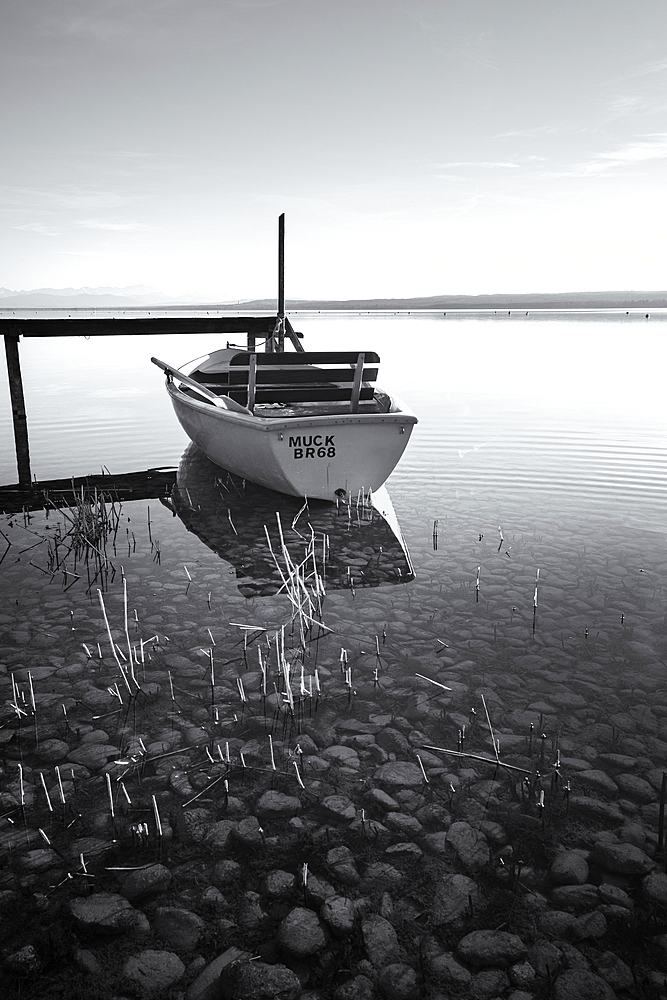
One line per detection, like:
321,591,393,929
152,218,417,501
153,348,417,501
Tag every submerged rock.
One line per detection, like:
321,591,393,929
374,761,424,789
552,969,616,1000
642,870,667,907
237,891,267,933
432,873,481,926
569,796,624,824
362,914,400,967
457,929,527,967
538,911,576,937
327,845,360,884
69,892,143,935
185,946,249,1000
594,951,634,991
321,895,356,937
550,852,589,886
571,911,607,940
120,863,172,902
377,963,419,1000
614,773,656,803
470,967,510,999
3,944,43,977
333,975,377,1000
550,884,600,913
423,944,471,986
122,949,185,996
590,841,655,875
277,906,328,957
66,743,120,770
260,869,296,899
577,770,619,796
152,907,205,952
321,795,357,823
217,959,301,1000
447,821,489,872
254,790,300,818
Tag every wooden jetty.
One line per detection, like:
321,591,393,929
0,215,298,487
1,317,274,486
1,313,301,487
0,467,177,515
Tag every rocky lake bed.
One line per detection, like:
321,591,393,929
1,469,667,1000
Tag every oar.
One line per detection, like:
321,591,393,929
151,357,249,412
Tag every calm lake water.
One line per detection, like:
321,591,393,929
1,311,667,995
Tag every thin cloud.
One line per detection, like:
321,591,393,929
492,126,563,139
599,135,667,164
41,0,184,41
553,134,667,178
437,161,518,170
0,185,128,211
457,38,497,71
58,249,130,258
75,219,151,232
106,151,156,160
12,222,60,236
398,4,498,68
607,96,644,118
604,94,667,123
36,0,251,52
611,57,667,83
59,190,129,210
233,0,289,7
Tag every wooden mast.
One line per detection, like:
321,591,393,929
277,212,285,351
272,214,303,352
266,213,284,353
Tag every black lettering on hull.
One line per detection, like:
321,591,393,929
290,432,336,460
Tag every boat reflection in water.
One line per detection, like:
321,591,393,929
168,444,415,598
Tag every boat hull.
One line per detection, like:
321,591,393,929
167,382,417,500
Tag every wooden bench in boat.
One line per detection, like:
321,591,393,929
193,351,381,413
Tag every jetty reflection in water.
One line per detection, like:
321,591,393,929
168,444,414,597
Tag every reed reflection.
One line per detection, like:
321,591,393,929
168,444,415,598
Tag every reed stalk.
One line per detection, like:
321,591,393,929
106,773,115,820
39,772,53,812
423,744,531,775
97,589,132,694
152,794,163,838
55,766,66,806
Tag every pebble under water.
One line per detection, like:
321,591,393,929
2,440,667,1000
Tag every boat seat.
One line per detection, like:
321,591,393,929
196,351,380,413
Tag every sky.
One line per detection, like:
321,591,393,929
2,0,667,299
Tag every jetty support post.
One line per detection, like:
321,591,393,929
4,334,31,486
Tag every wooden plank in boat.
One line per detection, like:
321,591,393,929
228,351,380,366
227,386,375,404
226,366,378,385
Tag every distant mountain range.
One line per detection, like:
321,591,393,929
238,291,667,311
0,285,179,308
1,286,666,310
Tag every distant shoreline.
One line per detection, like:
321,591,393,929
1,290,667,310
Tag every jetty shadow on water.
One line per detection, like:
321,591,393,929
0,467,177,516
